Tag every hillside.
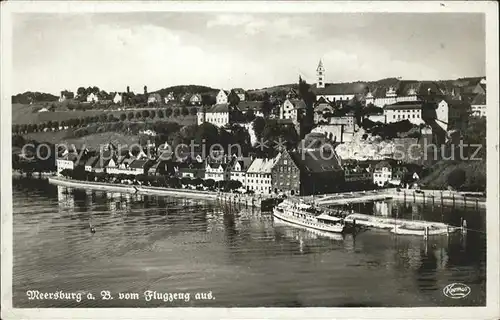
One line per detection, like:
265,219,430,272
153,85,218,96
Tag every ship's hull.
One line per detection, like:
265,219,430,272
273,208,345,234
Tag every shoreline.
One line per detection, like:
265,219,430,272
312,188,486,208
48,176,218,200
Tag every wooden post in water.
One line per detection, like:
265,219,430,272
424,226,429,240
476,199,479,212
461,219,467,234
432,195,435,207
413,191,416,203
452,194,455,209
403,191,406,205
463,195,466,209
423,192,426,207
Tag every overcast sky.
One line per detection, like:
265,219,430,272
13,12,485,95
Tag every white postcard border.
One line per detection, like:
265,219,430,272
1,1,499,319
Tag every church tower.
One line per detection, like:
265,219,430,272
316,59,325,89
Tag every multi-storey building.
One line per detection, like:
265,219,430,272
245,156,280,195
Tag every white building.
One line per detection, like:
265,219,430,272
372,161,393,187
383,101,425,125
365,114,387,123
229,156,253,186
245,156,280,195
329,113,356,130
197,104,230,127
139,129,157,136
107,157,135,175
189,94,202,106
86,92,98,103
84,155,99,172
205,161,231,181
164,92,175,103
216,89,230,104
471,94,486,117
280,99,306,121
56,154,76,176
435,98,471,132
113,92,122,104
232,88,246,101
147,93,162,104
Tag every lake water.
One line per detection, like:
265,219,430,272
12,178,486,307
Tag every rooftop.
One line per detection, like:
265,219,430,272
247,156,280,174
384,100,425,110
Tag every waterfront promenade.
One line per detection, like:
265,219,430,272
48,176,269,208
309,188,486,209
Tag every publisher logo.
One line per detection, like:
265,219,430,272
443,283,471,299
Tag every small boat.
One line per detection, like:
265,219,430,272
272,199,346,233
390,223,459,236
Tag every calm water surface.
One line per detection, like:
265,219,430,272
12,178,486,307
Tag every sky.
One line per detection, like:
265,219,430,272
12,12,485,95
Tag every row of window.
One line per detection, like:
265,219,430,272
374,173,391,178
393,114,420,119
395,109,420,113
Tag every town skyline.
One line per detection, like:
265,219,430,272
13,12,485,95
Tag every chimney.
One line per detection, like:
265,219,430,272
144,86,148,95
127,86,130,94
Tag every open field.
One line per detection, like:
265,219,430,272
12,103,197,125
22,131,139,150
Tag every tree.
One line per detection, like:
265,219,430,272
181,106,189,116
201,94,215,106
150,110,156,119
195,122,219,146
165,108,173,117
253,116,266,138
298,76,316,137
158,110,164,118
203,179,215,189
98,114,107,122
119,113,127,121
245,108,256,122
135,111,142,119
77,87,86,97
228,91,240,107
228,180,242,190
173,108,180,117
128,112,134,120
261,92,273,117
12,135,25,148
142,110,150,119
190,107,198,116
447,168,466,190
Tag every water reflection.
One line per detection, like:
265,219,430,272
12,178,487,307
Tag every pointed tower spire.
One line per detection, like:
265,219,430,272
317,59,324,71
316,59,325,89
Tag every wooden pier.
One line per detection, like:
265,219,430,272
216,192,282,210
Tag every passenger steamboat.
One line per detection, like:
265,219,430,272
272,199,346,233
